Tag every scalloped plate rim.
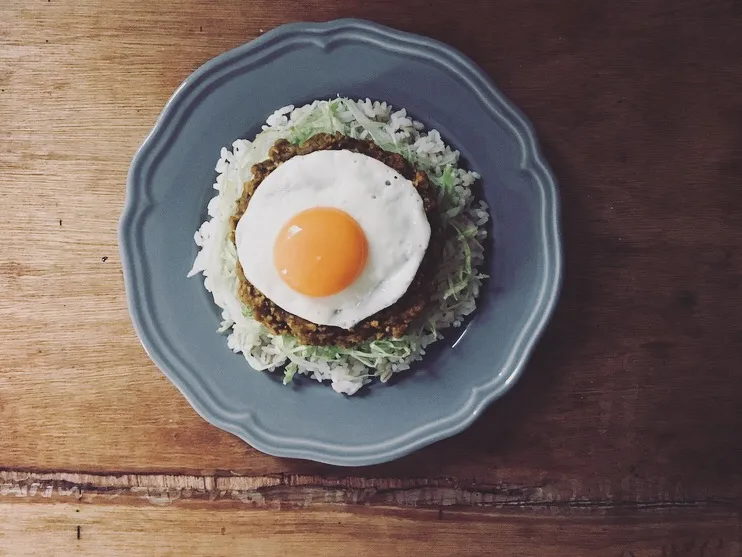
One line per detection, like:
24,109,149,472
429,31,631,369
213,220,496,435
119,18,563,466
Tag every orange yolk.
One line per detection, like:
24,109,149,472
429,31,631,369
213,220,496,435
273,207,368,297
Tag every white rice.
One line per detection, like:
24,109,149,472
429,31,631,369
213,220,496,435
188,98,489,395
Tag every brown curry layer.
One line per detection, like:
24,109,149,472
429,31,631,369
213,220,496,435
229,132,442,347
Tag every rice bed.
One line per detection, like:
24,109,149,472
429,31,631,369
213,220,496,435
188,98,489,395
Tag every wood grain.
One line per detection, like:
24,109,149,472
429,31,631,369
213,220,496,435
1,501,740,557
2,0,742,552
2,471,739,555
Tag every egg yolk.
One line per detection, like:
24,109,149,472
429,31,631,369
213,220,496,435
273,207,368,297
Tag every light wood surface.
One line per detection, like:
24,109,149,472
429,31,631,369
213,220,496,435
2,0,741,554
2,501,740,557
4,498,741,557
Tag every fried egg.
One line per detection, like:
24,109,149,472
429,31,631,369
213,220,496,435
235,149,431,329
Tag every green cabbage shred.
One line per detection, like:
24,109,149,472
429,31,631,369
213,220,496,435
248,99,482,384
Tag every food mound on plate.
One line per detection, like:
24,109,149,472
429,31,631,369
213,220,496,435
189,98,489,395
230,133,443,347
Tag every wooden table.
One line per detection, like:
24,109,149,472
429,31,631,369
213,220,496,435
2,0,741,555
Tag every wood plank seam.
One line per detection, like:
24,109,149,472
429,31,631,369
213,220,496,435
3,470,741,510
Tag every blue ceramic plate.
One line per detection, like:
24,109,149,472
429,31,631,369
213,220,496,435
120,19,562,466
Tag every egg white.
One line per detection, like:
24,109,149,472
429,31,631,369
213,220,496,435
235,149,431,329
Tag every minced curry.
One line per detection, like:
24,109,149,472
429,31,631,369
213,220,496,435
229,132,442,347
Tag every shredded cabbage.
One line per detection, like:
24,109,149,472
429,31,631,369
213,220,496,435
190,98,489,394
